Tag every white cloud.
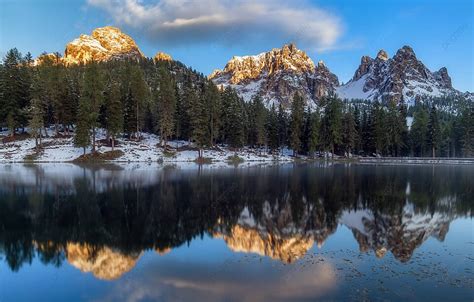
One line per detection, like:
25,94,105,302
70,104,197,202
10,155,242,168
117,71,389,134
87,0,343,51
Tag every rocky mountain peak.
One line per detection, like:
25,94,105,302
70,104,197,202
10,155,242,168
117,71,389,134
211,43,316,85
210,43,338,107
376,49,389,61
353,55,374,81
393,45,419,65
433,67,452,89
63,26,143,65
337,45,459,103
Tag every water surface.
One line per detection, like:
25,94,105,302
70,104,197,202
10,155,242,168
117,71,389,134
0,163,472,301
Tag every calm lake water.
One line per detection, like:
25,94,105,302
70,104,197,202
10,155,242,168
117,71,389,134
0,163,472,302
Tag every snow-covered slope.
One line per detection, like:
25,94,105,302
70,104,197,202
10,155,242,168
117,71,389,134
210,43,339,108
337,46,465,103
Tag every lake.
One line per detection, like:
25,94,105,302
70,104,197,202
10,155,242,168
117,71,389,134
0,163,472,301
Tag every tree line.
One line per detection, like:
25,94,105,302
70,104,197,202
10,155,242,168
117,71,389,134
0,48,473,158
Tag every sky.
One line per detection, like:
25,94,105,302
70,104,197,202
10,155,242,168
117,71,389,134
0,0,472,91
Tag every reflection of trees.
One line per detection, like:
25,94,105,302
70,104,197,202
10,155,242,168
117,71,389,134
0,164,472,272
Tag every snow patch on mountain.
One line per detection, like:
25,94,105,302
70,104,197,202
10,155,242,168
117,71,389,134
337,46,466,103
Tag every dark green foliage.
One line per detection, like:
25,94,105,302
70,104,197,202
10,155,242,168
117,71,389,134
79,62,105,152
427,105,441,157
410,106,429,156
74,97,91,154
188,82,210,157
342,107,357,155
105,81,123,150
221,87,245,148
153,66,176,146
248,96,267,149
307,110,320,157
277,104,288,151
460,106,474,157
266,105,279,152
320,96,342,157
1,47,471,159
0,48,31,135
289,93,305,156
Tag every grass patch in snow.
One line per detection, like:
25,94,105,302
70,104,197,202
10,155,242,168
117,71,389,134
73,150,125,162
23,152,41,162
194,157,213,164
163,150,177,158
226,155,244,165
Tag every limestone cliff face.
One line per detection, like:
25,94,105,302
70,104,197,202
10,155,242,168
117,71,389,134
210,43,339,108
154,52,173,62
337,46,459,103
63,26,144,65
32,53,62,66
66,243,140,280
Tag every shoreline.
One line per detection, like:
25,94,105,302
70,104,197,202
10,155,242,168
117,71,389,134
1,157,473,165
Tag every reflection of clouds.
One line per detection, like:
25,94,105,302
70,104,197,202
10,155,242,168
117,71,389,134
98,256,336,302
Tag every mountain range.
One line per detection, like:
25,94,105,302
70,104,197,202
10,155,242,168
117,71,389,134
35,26,471,108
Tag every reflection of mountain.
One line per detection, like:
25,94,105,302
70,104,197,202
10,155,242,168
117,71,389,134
214,200,336,263
340,203,452,262
66,243,141,280
215,224,314,263
0,164,472,275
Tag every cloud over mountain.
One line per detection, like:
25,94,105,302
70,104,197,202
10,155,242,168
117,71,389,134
87,0,343,51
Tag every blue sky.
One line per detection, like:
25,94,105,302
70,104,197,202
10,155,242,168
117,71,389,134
1,0,472,91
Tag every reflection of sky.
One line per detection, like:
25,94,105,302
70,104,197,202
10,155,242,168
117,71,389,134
2,220,472,302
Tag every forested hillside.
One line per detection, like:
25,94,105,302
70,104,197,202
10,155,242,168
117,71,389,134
0,48,473,159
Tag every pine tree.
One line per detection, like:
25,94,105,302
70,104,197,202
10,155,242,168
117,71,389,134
249,96,267,151
370,101,387,155
0,48,30,136
410,106,429,157
28,97,44,151
188,85,209,158
398,103,410,156
308,111,320,157
105,81,123,150
386,100,402,156
289,93,305,156
426,105,441,158
74,96,91,155
177,77,196,141
460,106,474,157
80,62,104,152
221,87,244,149
155,66,176,147
353,105,362,154
266,104,279,152
28,70,45,150
321,96,343,157
277,104,288,152
205,81,221,146
129,65,148,140
342,108,357,156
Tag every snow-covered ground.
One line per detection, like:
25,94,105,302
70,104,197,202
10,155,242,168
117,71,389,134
0,129,294,164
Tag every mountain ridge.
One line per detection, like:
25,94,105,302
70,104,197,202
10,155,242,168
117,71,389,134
209,43,339,107
32,26,471,106
336,46,466,103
